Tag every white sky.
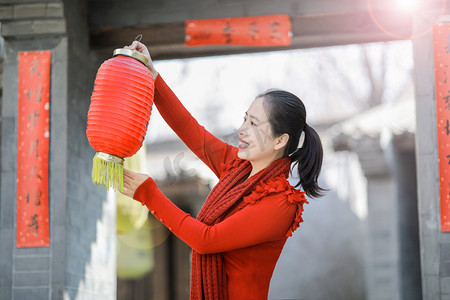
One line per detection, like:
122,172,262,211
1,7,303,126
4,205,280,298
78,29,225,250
147,40,414,143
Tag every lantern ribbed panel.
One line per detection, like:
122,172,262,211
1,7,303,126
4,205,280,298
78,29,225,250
87,55,154,158
86,53,154,191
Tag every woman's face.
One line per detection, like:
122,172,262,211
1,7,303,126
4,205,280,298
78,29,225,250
237,97,286,169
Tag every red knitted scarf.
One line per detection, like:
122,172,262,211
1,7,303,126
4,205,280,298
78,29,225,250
190,156,291,300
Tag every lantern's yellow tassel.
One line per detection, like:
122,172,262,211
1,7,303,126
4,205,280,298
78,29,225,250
92,153,124,192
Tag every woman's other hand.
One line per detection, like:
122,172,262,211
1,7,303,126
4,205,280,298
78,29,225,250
121,168,150,198
124,41,158,80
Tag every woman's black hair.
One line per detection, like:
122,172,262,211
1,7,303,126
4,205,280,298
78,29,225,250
259,89,326,198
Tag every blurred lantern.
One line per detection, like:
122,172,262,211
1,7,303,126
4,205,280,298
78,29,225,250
116,146,149,234
117,219,155,279
86,48,154,191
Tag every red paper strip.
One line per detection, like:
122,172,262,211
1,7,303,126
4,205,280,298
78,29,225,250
433,23,450,232
17,51,51,247
185,15,292,46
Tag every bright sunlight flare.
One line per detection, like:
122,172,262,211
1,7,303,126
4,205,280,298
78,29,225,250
395,0,419,11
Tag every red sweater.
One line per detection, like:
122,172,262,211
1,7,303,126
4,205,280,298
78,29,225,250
134,75,307,299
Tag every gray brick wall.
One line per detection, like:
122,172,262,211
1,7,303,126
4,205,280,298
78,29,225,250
0,39,20,300
413,13,450,300
0,2,65,38
0,0,116,299
393,144,422,300
352,137,421,300
365,174,401,300
62,0,116,298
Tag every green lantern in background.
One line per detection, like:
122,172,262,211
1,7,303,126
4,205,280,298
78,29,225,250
116,146,149,234
117,220,154,279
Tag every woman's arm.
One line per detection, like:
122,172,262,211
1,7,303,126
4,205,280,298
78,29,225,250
126,41,238,178
133,176,296,254
153,76,238,178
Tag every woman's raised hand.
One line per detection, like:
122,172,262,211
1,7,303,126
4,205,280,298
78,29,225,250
121,168,150,199
125,41,158,80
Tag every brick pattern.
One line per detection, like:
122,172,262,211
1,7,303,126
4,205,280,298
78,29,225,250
365,177,401,300
412,12,448,300
1,41,20,300
354,138,421,300
61,0,116,298
0,2,65,38
0,3,63,20
13,248,51,299
0,1,116,299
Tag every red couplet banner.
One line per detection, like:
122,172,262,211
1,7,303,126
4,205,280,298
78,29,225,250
433,23,450,232
185,15,292,46
17,51,51,247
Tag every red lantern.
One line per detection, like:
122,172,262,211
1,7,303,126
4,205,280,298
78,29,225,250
87,48,154,191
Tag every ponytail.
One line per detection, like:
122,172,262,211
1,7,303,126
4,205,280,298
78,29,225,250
259,89,326,198
290,124,326,198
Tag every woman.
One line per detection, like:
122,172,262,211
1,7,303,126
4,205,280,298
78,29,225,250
121,41,325,300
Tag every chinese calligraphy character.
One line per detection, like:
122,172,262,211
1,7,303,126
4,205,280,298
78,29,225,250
445,92,450,103
25,86,42,103
444,64,449,84
223,21,232,44
29,60,41,77
25,89,31,101
248,21,259,40
28,111,40,132
446,120,450,136
25,189,42,206
270,22,282,41
34,189,42,206
443,92,450,110
28,214,39,236
193,29,212,41
28,139,39,158
33,85,42,103
26,166,36,180
25,166,42,181
447,154,450,165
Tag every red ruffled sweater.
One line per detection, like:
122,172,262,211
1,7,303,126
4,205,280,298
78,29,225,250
133,75,308,299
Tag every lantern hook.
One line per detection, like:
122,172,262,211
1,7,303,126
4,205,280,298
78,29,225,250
135,34,143,42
